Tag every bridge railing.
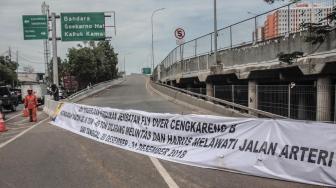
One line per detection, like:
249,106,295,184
67,80,113,101
155,0,335,79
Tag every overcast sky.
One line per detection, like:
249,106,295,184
0,0,287,73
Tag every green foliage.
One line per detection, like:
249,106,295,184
0,56,18,85
299,8,335,45
64,41,118,88
277,51,304,65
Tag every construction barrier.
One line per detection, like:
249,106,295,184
0,113,7,132
49,102,336,187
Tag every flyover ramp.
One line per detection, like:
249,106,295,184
0,74,319,188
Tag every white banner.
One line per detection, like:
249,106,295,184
51,102,336,186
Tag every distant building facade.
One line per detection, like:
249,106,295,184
253,26,265,42
263,3,333,40
18,72,44,83
264,12,279,40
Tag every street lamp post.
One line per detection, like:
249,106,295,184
151,8,165,71
123,52,132,77
213,0,218,65
123,56,126,76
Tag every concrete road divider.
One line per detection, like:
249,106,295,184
43,78,125,117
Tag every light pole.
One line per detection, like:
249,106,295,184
151,8,165,71
41,2,50,84
213,0,219,65
123,52,132,77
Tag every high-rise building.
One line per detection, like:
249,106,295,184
264,12,279,40
263,3,333,40
253,27,265,42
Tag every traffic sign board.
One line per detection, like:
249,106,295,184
142,68,151,75
174,28,185,40
61,12,106,41
22,15,48,40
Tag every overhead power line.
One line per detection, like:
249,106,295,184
19,54,43,64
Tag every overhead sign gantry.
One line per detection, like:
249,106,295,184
22,15,48,40
60,12,106,41
22,11,116,86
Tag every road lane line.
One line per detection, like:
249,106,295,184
145,78,154,96
0,118,49,149
6,111,43,124
4,113,22,122
8,125,32,130
150,157,179,188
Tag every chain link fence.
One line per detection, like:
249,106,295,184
184,84,335,122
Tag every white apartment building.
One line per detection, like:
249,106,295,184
277,3,333,34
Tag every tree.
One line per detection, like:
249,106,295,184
0,56,18,85
68,47,97,88
65,41,118,89
93,41,118,82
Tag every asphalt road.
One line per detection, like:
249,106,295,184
0,74,321,188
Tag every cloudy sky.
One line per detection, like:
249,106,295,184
0,0,288,74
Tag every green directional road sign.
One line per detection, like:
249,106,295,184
142,68,152,75
61,12,105,41
22,15,48,40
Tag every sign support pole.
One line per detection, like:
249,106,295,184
42,2,50,83
51,12,59,86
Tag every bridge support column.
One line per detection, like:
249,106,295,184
316,76,332,122
248,80,258,116
186,84,193,92
206,81,214,98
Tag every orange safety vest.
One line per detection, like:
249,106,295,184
24,95,38,109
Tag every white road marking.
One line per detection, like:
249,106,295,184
145,78,154,96
6,111,43,124
8,126,32,130
4,113,22,122
0,118,49,149
150,157,179,188
6,122,31,126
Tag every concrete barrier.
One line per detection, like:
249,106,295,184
150,81,252,117
43,78,126,116
43,96,60,117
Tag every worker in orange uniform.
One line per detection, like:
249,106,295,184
24,89,38,122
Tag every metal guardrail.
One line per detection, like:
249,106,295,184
155,82,287,119
154,0,335,80
66,80,114,101
44,78,125,116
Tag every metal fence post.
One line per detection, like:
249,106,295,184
256,84,259,110
334,85,336,123
210,33,213,53
288,84,291,118
198,56,200,71
232,85,235,103
230,26,233,48
195,39,197,57
214,85,216,98
254,17,257,44
207,55,209,70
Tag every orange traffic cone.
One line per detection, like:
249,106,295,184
0,113,7,132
